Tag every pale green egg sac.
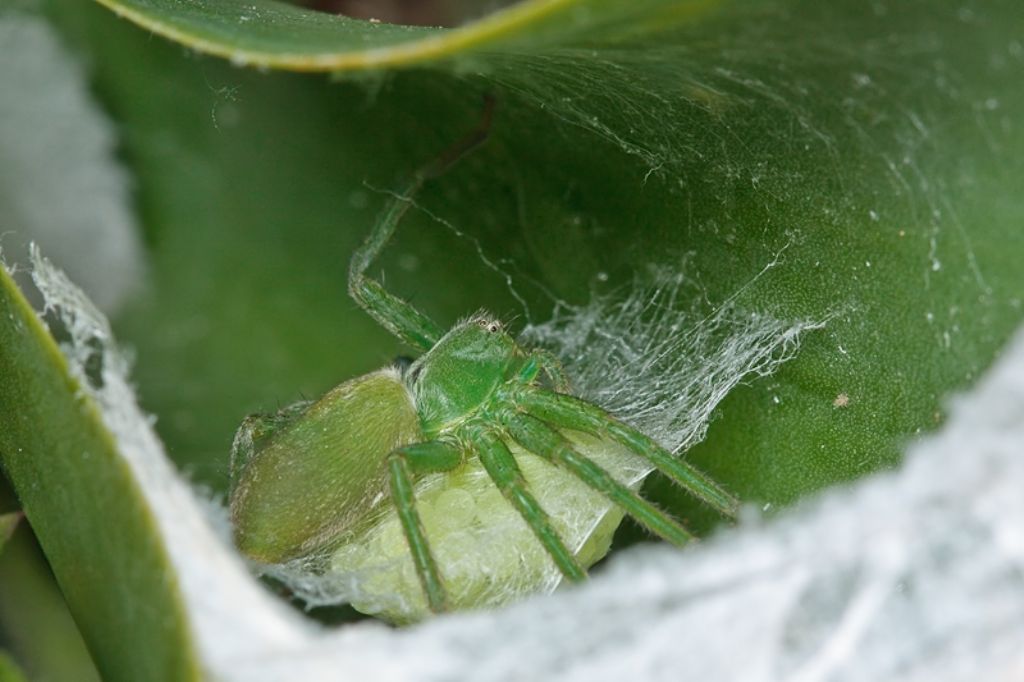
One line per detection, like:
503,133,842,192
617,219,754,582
328,430,646,623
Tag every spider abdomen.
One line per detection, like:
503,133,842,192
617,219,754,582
230,369,421,564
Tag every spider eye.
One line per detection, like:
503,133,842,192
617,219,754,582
474,317,502,333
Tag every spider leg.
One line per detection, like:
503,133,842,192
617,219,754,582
513,350,570,392
530,349,571,392
466,425,587,584
348,183,444,352
386,440,464,614
500,411,694,546
513,388,740,519
347,97,495,352
229,402,312,495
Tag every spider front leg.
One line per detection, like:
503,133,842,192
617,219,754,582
514,388,740,519
229,402,312,496
387,440,464,613
347,97,495,352
466,425,587,584
532,349,572,393
515,350,571,393
499,411,695,547
348,181,444,353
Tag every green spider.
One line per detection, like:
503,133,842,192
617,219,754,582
228,108,738,623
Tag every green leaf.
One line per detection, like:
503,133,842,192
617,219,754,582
0,265,200,679
0,652,29,682
0,528,102,682
87,0,694,70
51,0,1020,508
2,0,1021,664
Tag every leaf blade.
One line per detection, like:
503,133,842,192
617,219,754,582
0,264,202,681
89,0,643,71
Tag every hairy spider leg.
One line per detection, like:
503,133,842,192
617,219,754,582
348,181,444,352
392,426,587,614
348,97,496,353
387,440,464,613
469,426,587,584
515,351,572,395
228,403,312,496
532,349,572,392
513,389,740,519
500,411,695,547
